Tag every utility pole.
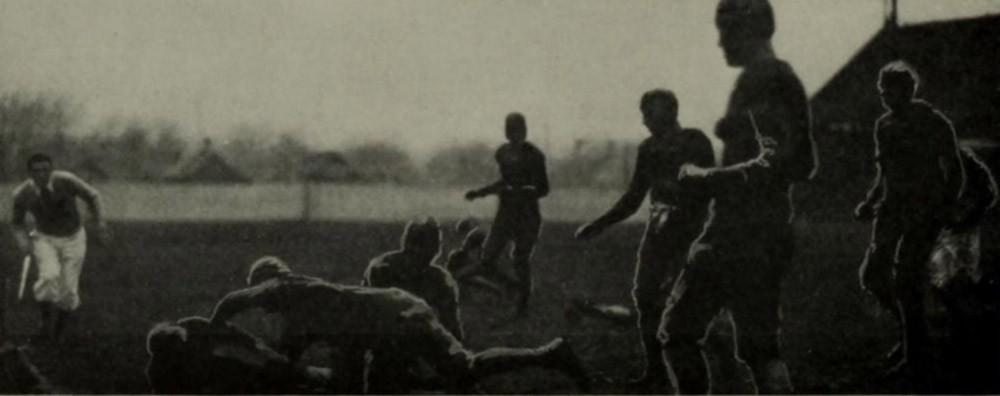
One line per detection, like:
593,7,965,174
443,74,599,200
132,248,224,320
885,0,899,29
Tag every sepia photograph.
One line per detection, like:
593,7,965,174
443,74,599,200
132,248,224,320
0,0,998,393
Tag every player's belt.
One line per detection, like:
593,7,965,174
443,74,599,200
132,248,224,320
649,202,680,213
649,202,680,232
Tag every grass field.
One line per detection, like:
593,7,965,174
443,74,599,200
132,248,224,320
3,219,995,394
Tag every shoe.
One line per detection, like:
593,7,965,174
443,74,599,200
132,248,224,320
545,338,591,392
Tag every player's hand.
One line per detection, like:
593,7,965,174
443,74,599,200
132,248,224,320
574,222,603,240
464,189,481,201
678,163,710,181
853,202,874,221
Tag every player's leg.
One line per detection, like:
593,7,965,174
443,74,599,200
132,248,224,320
510,216,540,315
895,220,944,379
30,233,61,343
467,337,590,391
860,215,904,321
729,246,792,395
659,242,726,395
630,219,675,387
454,219,510,282
53,229,87,341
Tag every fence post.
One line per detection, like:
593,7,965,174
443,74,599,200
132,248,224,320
301,180,312,222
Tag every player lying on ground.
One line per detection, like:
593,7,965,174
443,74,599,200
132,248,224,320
210,257,592,394
145,316,332,394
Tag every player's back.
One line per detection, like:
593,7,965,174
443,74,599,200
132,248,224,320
278,278,436,337
364,252,462,336
876,100,958,207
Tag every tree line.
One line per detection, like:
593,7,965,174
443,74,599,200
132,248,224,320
0,91,635,187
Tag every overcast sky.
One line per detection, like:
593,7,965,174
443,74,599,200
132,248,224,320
1,0,997,157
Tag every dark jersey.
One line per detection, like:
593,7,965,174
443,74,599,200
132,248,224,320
362,252,463,340
478,142,549,215
865,100,965,214
590,128,714,228
12,171,102,236
710,58,817,228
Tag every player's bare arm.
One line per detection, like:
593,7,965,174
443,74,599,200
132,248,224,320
209,285,276,324
576,149,650,240
856,121,887,220
65,172,110,244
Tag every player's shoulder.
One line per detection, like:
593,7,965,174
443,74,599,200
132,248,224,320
12,180,34,198
51,170,94,190
681,128,711,147
367,252,400,271
875,112,893,128
524,141,545,155
912,100,953,125
740,58,802,88
51,170,83,183
427,264,456,283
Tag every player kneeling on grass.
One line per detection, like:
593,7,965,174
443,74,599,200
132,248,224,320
364,217,463,340
210,257,591,394
145,316,331,394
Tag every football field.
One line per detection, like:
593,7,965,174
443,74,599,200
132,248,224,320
1,219,983,393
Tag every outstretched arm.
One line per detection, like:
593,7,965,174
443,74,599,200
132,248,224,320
467,179,507,199
577,149,649,239
209,284,278,324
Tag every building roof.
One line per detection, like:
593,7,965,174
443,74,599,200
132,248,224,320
163,139,251,184
802,15,1000,218
299,151,362,182
812,15,1000,138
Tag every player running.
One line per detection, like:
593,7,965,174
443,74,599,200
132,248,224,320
11,153,110,345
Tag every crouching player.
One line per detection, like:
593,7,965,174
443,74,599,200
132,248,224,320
364,217,463,339
210,257,591,394
145,316,331,394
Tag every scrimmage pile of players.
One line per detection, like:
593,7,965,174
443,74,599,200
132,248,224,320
3,0,998,393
